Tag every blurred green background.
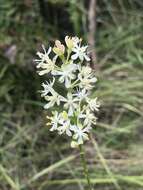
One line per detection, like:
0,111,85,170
0,0,143,189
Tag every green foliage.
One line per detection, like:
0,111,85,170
0,0,143,189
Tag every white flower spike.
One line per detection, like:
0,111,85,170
35,36,100,148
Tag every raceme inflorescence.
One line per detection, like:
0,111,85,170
35,36,100,148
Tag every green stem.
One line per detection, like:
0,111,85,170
65,49,71,64
79,145,93,190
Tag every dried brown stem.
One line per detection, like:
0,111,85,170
88,0,98,70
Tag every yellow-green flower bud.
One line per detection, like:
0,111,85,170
53,40,65,56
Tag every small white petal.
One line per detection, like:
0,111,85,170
71,53,79,60
44,102,52,109
38,70,49,76
84,54,91,61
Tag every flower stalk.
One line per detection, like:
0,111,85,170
79,145,93,190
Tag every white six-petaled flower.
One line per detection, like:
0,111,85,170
52,63,77,88
58,111,72,136
71,44,90,61
78,66,97,90
35,36,99,148
35,45,52,68
70,124,90,145
44,89,63,109
38,55,58,76
61,93,79,116
41,78,55,97
86,97,100,112
74,89,88,101
47,111,61,132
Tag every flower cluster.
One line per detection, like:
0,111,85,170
35,36,100,148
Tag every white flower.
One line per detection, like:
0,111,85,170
86,97,100,112
65,36,81,49
71,44,90,61
70,124,90,144
47,111,61,131
53,63,78,88
79,108,97,127
78,65,92,75
38,55,58,76
41,78,55,97
58,111,72,136
78,76,97,90
78,66,97,90
44,90,63,109
62,93,79,116
74,89,88,101
35,45,52,68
